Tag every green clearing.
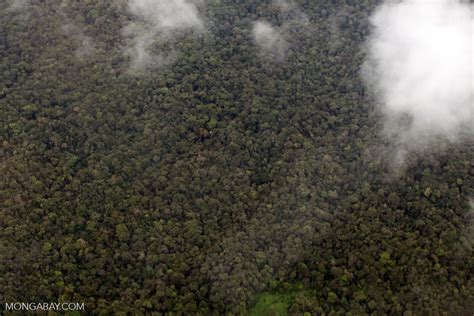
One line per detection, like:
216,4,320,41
247,292,294,316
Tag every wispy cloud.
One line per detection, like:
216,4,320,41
252,0,308,60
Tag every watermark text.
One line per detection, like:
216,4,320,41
4,302,85,312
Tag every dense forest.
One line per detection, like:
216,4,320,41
1,0,473,314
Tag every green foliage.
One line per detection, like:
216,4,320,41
42,242,53,252
248,292,293,316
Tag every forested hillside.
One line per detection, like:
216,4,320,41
1,0,473,314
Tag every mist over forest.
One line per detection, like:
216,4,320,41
1,0,473,314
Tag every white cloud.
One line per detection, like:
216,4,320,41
128,0,203,31
363,0,474,158
123,0,205,72
252,21,288,60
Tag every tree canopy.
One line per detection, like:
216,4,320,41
1,0,473,314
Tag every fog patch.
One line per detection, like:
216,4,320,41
7,0,30,11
